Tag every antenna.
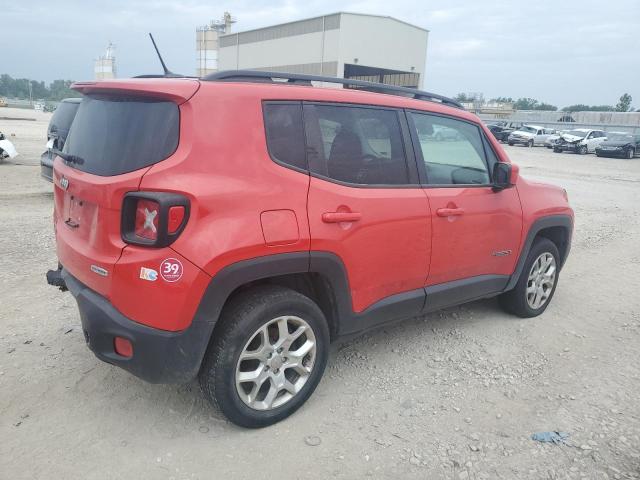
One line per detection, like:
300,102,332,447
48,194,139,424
146,33,182,78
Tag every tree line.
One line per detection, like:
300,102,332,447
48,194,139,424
454,93,635,112
0,74,81,102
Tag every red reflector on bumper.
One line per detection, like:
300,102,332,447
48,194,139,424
114,337,133,358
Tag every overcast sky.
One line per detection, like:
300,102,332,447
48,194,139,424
2,0,639,107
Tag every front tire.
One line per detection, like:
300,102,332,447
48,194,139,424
578,144,588,155
627,148,635,159
528,139,534,147
499,238,560,318
199,285,330,428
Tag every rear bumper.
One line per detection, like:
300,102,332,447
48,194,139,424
62,269,213,384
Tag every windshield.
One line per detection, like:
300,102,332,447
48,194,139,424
63,95,179,176
520,126,538,134
565,130,588,138
607,133,634,142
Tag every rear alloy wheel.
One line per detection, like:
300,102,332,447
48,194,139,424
499,237,560,318
627,148,635,159
199,285,329,428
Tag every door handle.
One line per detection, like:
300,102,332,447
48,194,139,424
436,208,464,217
322,212,362,223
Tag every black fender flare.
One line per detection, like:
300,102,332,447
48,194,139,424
504,214,573,292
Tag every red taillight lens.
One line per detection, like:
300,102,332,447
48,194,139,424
114,337,133,358
168,206,185,234
134,199,160,240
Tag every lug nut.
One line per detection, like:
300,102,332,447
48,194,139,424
274,368,280,374
277,347,283,353
264,365,269,371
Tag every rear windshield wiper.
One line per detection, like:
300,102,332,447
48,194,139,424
52,148,85,166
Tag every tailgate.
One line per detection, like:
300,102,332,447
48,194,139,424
54,159,147,298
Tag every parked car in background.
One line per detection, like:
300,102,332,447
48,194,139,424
553,129,607,154
595,132,640,159
508,125,557,147
40,98,81,181
544,131,566,148
0,131,19,161
432,124,463,141
487,121,525,143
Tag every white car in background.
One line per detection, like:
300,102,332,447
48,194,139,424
507,125,557,147
553,129,607,154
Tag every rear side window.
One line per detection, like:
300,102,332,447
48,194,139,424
303,104,409,185
410,112,490,185
263,103,307,170
63,95,179,176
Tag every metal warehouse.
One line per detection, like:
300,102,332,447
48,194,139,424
215,12,428,89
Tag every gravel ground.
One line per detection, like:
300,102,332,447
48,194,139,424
1,108,639,480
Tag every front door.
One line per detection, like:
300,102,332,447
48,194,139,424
304,103,431,313
407,111,522,287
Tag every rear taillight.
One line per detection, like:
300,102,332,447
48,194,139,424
134,199,160,240
122,192,190,247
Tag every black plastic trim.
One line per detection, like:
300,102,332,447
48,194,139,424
61,269,212,384
503,214,573,292
424,275,509,313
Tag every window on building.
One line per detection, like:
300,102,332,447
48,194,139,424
410,112,491,185
303,104,409,185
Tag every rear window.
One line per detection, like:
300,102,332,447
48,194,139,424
62,95,179,176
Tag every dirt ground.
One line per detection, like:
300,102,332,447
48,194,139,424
1,107,639,480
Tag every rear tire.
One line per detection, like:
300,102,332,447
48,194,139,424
499,238,560,318
199,285,329,428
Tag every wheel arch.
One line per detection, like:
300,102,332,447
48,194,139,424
193,252,353,352
504,215,573,292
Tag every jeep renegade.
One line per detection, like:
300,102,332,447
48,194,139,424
48,71,573,427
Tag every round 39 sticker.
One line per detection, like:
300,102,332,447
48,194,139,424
160,258,183,283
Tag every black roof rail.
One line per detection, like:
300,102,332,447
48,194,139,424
203,70,463,109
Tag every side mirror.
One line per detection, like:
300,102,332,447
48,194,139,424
492,162,518,191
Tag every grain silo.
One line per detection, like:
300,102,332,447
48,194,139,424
196,12,236,77
94,43,116,80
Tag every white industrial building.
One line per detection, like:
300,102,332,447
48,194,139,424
215,12,428,88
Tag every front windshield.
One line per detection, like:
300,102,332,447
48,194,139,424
520,126,538,134
607,133,633,142
565,130,588,138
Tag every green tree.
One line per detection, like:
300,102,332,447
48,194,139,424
615,93,632,112
454,93,474,103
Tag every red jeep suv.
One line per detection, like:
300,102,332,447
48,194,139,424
48,71,573,427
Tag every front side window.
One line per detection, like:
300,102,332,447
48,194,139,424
410,112,491,185
304,104,409,185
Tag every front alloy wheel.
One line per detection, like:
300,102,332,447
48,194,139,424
526,253,556,309
628,148,635,159
498,237,560,318
236,316,316,411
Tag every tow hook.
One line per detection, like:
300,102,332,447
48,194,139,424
46,264,67,291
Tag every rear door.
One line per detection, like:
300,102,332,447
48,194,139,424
304,103,430,313
407,111,522,288
54,93,182,297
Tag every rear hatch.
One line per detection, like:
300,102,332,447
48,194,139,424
54,79,199,297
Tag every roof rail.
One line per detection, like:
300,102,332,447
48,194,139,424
203,70,463,109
